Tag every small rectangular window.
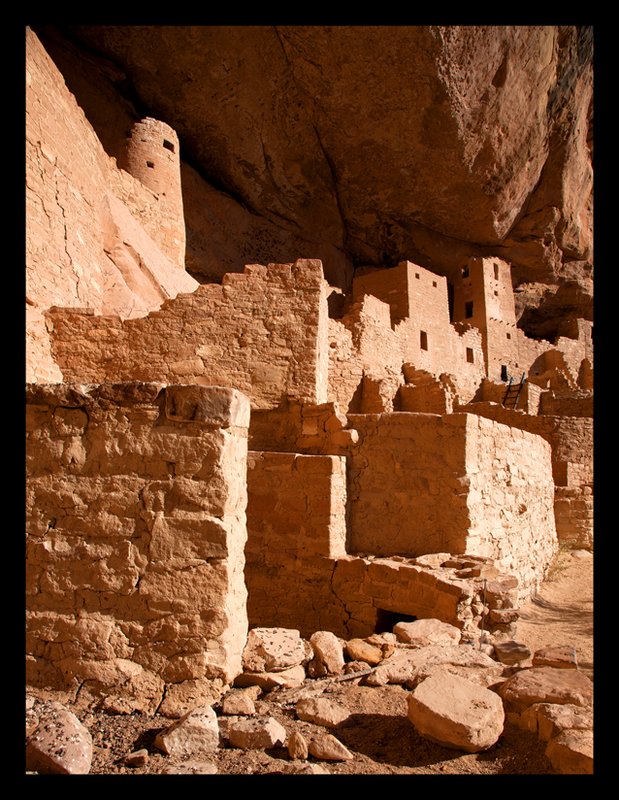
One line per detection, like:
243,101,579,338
163,139,175,153
506,332,511,340
466,347,474,363
415,273,420,280
432,280,437,287
420,331,428,351
494,263,499,280
146,160,155,168
465,301,474,318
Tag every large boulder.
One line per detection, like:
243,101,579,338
407,669,505,752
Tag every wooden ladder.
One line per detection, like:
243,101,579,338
503,372,526,410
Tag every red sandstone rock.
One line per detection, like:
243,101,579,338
52,25,592,290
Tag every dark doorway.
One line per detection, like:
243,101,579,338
375,609,417,634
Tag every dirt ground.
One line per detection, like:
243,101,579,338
28,548,593,777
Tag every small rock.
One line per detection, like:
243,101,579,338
123,748,149,767
520,702,593,741
295,697,350,728
154,705,219,757
242,628,307,673
532,645,578,669
393,619,461,647
287,730,309,760
545,729,594,774
235,664,307,690
227,716,287,750
25,702,93,775
309,631,345,676
308,733,353,761
222,690,256,716
407,669,505,753
344,638,384,665
571,550,592,560
493,640,531,665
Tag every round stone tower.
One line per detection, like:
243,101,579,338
125,117,185,269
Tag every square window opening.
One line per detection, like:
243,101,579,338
466,347,474,363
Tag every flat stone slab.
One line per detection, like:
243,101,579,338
497,667,593,712
295,697,350,728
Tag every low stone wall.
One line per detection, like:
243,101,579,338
347,412,557,598
26,382,250,713
47,260,329,410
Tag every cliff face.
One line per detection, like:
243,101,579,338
33,25,593,333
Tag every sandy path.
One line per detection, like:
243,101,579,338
515,549,593,678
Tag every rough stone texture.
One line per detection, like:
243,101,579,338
25,701,93,775
48,259,329,410
308,631,345,676
227,716,287,750
26,28,198,383
532,645,579,669
393,619,462,647
234,665,307,692
48,25,592,295
295,697,350,728
545,730,594,775
159,678,228,720
154,705,220,757
348,412,557,599
407,670,505,753
344,639,384,666
494,641,532,666
366,644,504,690
26,383,250,707
222,691,256,717
242,628,308,674
308,733,353,762
519,702,593,742
287,730,309,761
498,667,593,713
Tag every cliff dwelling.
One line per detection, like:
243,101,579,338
25,25,594,774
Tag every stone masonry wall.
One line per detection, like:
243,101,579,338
464,402,593,550
245,452,348,633
26,382,250,714
347,412,557,599
463,414,557,598
347,413,472,557
47,260,329,410
244,451,512,639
